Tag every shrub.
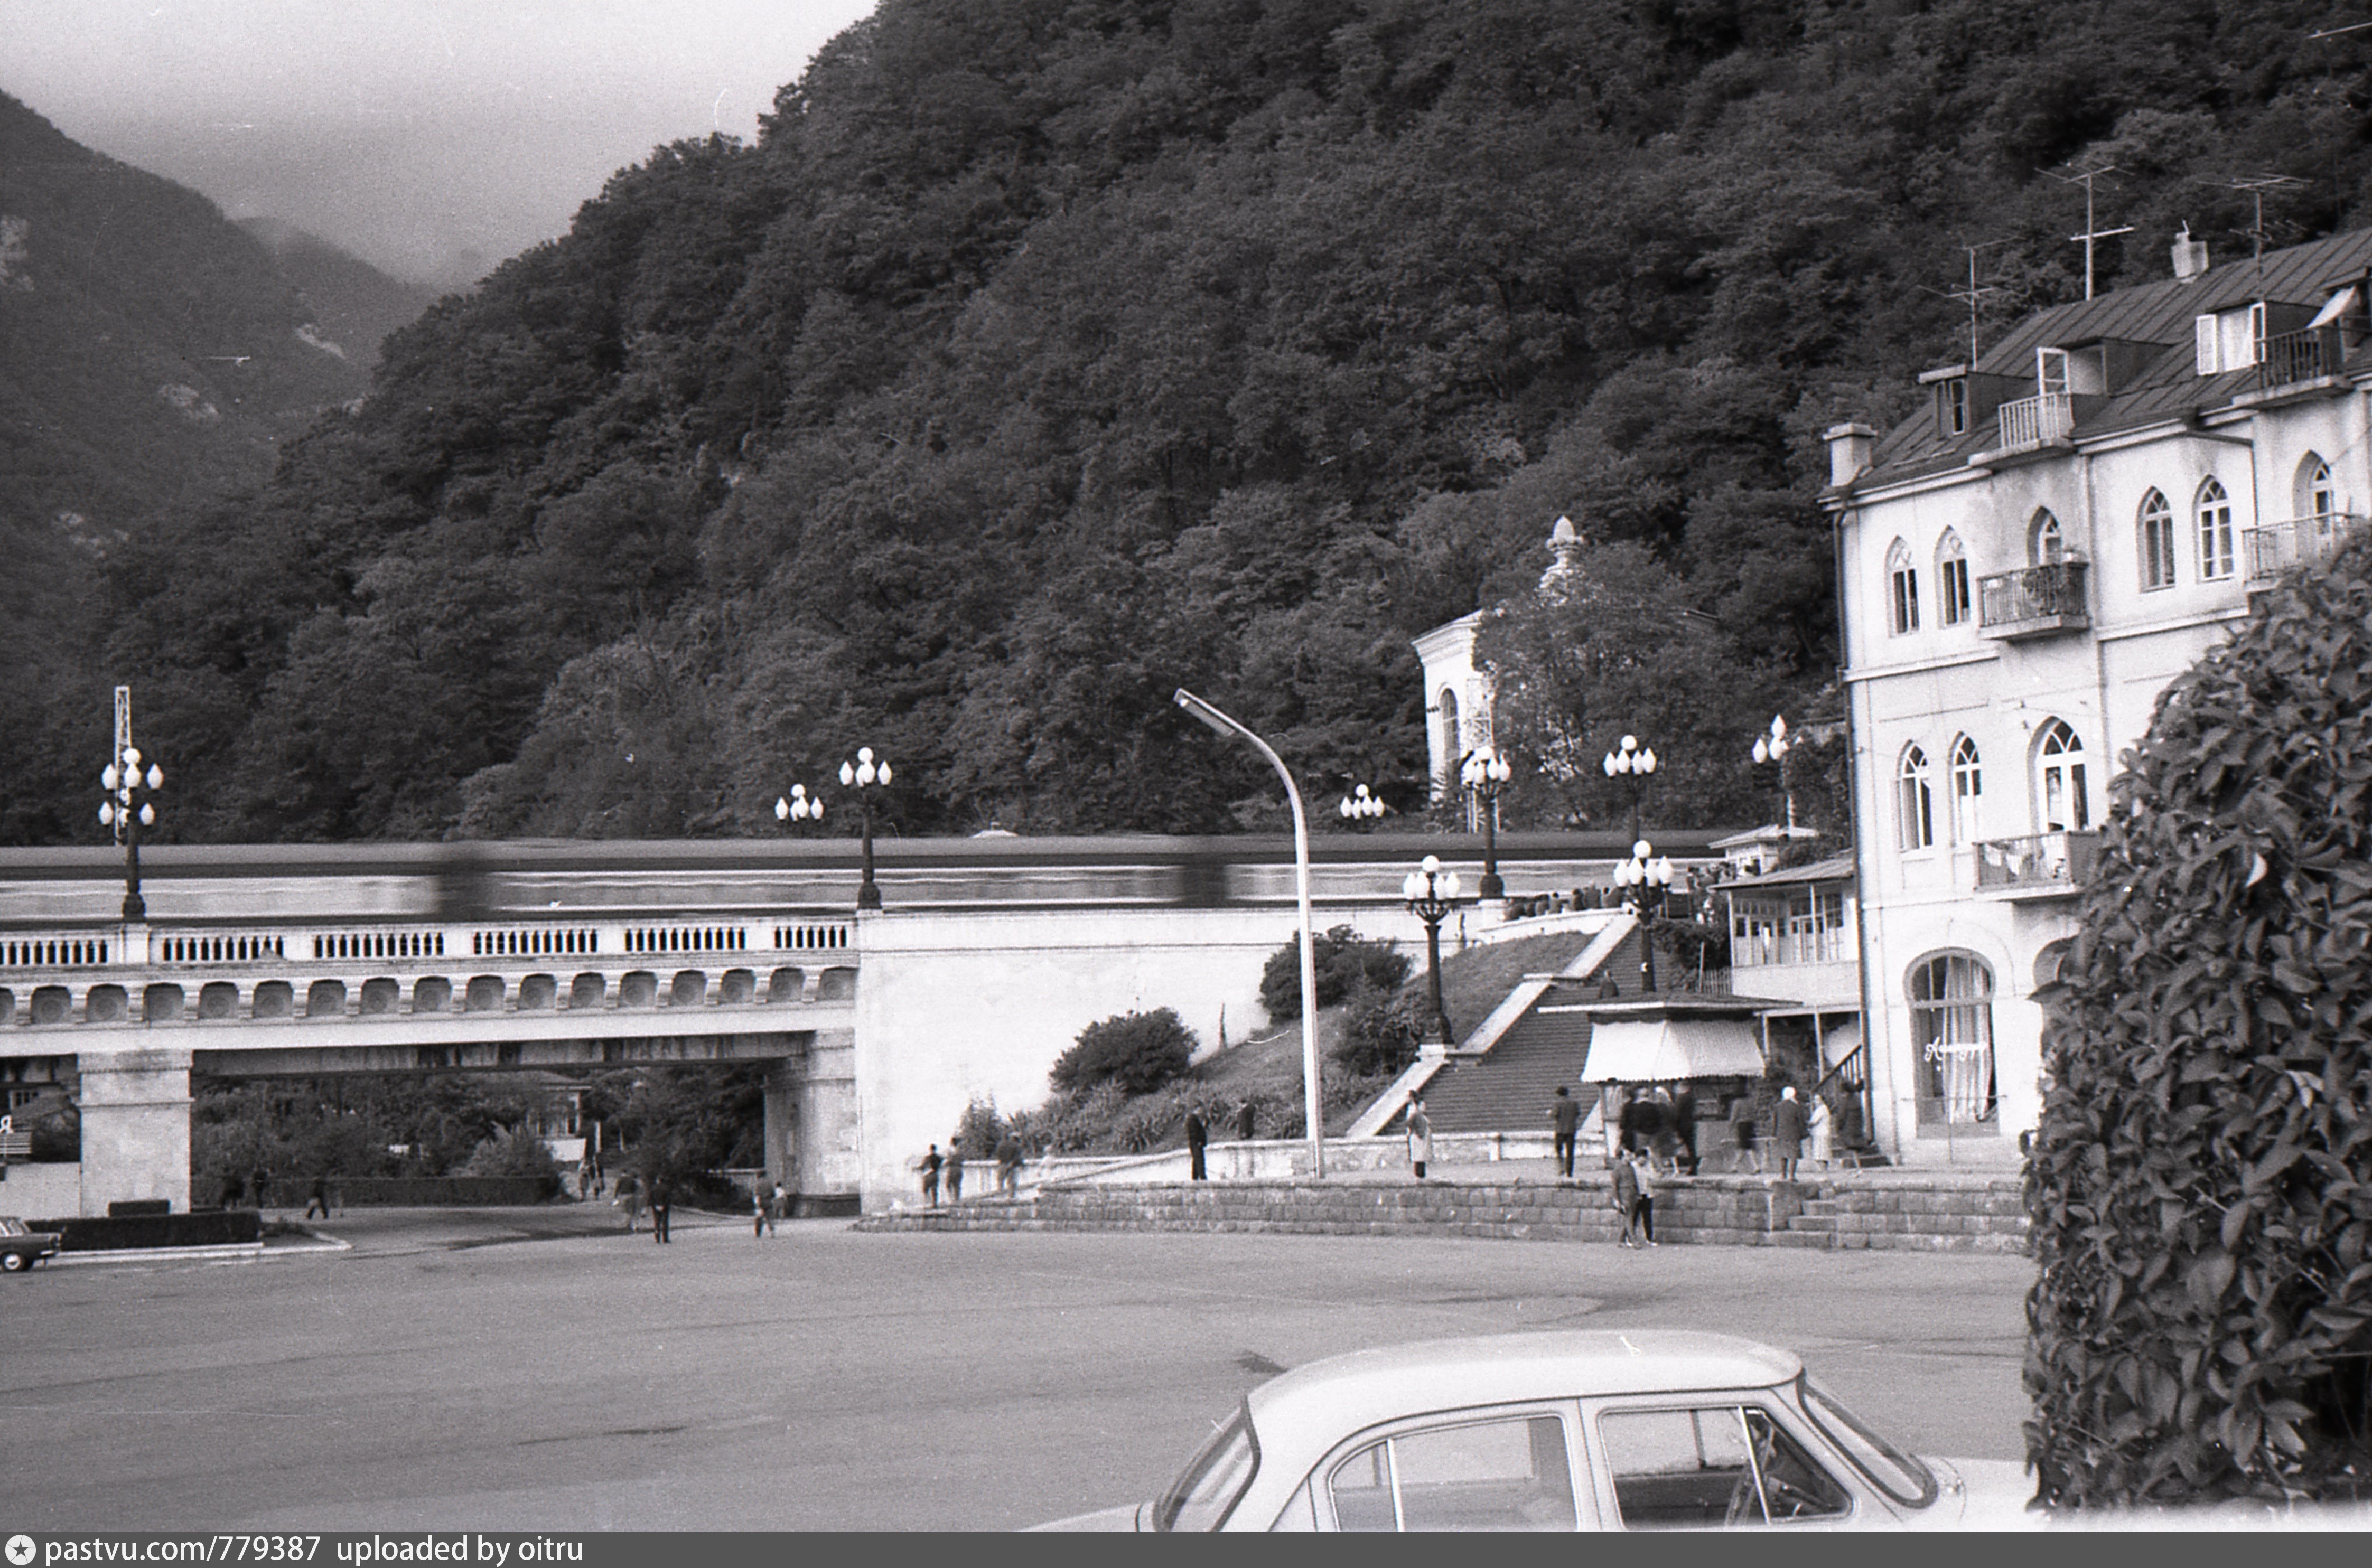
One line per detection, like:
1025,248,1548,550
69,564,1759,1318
458,1128,561,1179
1050,1008,1196,1096
951,1096,1007,1161
2026,541,2372,1508
1260,925,1412,1021
1334,984,1425,1077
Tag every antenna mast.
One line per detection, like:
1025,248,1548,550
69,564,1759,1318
1922,243,2004,365
2047,163,2134,299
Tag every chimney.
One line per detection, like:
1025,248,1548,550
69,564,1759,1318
1824,423,1876,488
2172,224,2209,281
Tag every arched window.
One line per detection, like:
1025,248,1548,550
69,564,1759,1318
2030,509,2064,566
2137,488,2175,590
2197,478,2234,580
1436,688,1460,793
2037,720,2089,831
1910,952,1996,1126
2298,454,2334,520
1887,539,1919,635
1936,531,1971,626
1949,735,1982,844
1897,744,1934,851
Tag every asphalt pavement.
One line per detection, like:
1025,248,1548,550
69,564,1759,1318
1,1204,2033,1531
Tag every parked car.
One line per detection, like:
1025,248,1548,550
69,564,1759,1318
0,1215,63,1272
1033,1329,2030,1531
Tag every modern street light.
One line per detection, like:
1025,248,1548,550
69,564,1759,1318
98,745,162,923
1751,713,1797,831
1338,783,1385,828
1613,838,1675,993
1401,855,1465,1045
838,747,891,912
1601,733,1658,847
1461,746,1514,899
1175,687,1324,1179
773,784,825,830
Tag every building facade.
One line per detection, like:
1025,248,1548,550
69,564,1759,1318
1824,227,2372,1165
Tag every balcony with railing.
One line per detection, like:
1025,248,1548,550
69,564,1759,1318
2244,511,2363,583
1977,559,2089,640
2257,325,2342,391
1994,391,2075,453
1973,831,2103,897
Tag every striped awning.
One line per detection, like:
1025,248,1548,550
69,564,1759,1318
1578,1018,1766,1082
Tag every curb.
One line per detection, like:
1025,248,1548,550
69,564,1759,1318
47,1236,352,1267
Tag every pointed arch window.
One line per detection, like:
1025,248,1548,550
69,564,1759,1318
2197,478,2234,580
1897,744,1935,851
1910,952,1996,1127
1887,539,1919,635
2299,454,2335,520
1436,688,1460,795
2138,489,2175,590
2030,509,2064,566
1936,531,1971,626
2037,720,2089,831
1949,735,1982,844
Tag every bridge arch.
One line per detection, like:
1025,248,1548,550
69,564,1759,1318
718,969,755,1006
359,978,399,1016
253,981,293,1019
570,973,605,1010
517,973,557,1010
768,968,805,1004
144,984,184,1022
306,980,347,1019
412,977,451,1015
86,984,128,1024
671,971,707,1008
619,971,658,1008
464,977,505,1013
31,986,70,1024
199,982,239,1020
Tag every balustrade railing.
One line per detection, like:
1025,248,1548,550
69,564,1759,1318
1977,559,2089,633
1973,830,2103,893
1995,391,2074,450
2243,511,2362,581
2258,325,2339,388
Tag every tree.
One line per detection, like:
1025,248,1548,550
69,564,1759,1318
2026,541,2372,1508
1260,925,1412,1022
1050,1008,1197,1097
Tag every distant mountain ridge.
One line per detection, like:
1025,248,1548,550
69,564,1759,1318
237,216,438,373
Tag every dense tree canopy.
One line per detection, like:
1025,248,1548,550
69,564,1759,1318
12,0,2370,841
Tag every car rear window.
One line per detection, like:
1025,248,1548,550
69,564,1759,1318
1798,1375,1937,1508
1156,1404,1259,1532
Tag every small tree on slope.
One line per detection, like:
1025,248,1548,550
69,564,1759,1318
2026,543,2372,1507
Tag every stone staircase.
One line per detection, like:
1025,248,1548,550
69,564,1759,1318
1769,1176,2027,1253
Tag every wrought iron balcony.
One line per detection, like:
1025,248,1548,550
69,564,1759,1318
2244,511,2362,583
1994,391,2074,452
1973,831,2102,895
1977,559,2089,640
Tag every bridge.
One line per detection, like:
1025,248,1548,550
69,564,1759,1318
0,833,1692,1214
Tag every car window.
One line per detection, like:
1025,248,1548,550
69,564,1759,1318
1599,1405,1849,1528
1799,1375,1937,1507
1156,1406,1259,1532
1327,1414,1575,1532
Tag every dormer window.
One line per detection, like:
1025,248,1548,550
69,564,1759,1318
2036,345,2104,396
1938,377,1968,436
2194,303,2266,375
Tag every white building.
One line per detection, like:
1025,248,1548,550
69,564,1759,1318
1413,517,1590,805
1824,226,2372,1165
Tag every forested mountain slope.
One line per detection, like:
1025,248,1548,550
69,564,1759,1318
35,0,2372,844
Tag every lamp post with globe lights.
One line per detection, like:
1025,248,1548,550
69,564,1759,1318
1402,855,1464,1045
1613,839,1674,993
838,748,891,912
1601,734,1658,847
772,784,825,832
1461,746,1514,899
99,745,162,923
1338,784,1385,828
1751,713,1797,831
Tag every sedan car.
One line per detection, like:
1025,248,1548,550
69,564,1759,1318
1035,1329,2029,1532
0,1215,63,1272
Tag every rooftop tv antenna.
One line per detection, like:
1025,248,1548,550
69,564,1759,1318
2046,163,2134,299
1919,242,2005,365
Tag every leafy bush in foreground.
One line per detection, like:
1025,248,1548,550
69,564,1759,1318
2025,542,2372,1507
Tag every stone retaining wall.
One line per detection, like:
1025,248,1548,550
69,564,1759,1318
857,1174,2030,1254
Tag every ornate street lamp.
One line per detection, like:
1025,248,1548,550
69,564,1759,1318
1751,713,1797,831
1338,783,1385,828
1601,734,1658,847
773,784,825,830
99,745,162,923
1461,746,1514,899
1613,839,1675,993
838,747,891,912
1176,688,1324,1178
1402,855,1465,1045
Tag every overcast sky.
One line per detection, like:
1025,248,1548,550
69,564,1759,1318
2,1,878,288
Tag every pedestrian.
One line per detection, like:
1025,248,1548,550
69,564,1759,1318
1612,1150,1642,1247
1674,1083,1699,1176
1730,1093,1760,1175
921,1143,943,1207
753,1184,770,1238
772,1180,790,1226
1236,1099,1256,1142
1633,1151,1660,1246
1772,1086,1806,1181
1616,1086,1643,1159
589,1150,605,1199
994,1132,1024,1198
946,1137,966,1204
1808,1093,1834,1171
1405,1095,1433,1180
1184,1108,1208,1181
614,1172,641,1233
648,1177,673,1244
303,1173,330,1220
250,1166,272,1213
578,1153,595,1199
1550,1087,1580,1180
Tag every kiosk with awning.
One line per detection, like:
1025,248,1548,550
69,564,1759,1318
1570,997,1771,1083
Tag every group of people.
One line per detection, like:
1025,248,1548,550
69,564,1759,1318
610,1171,673,1241
1182,1099,1259,1181
1594,1081,1834,1180
918,1131,1029,1206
